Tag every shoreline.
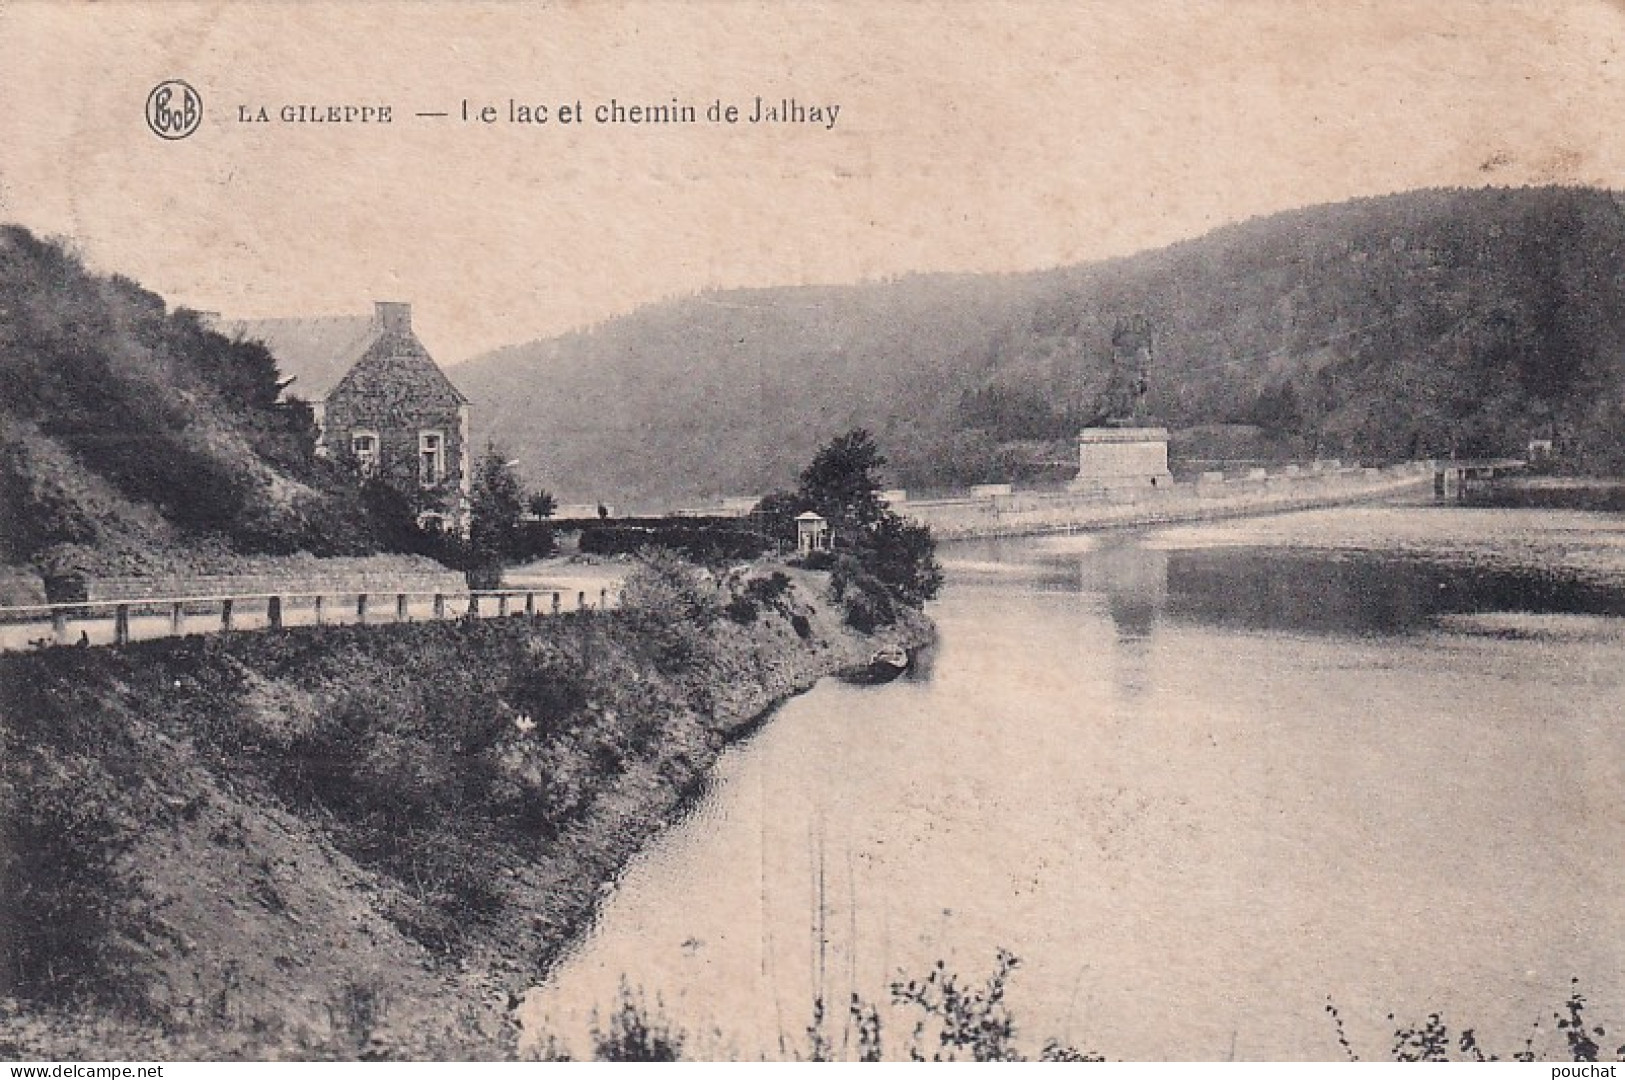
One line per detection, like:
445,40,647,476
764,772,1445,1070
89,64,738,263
0,568,932,1059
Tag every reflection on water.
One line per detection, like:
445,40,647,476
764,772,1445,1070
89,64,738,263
1164,550,1625,637
526,506,1625,1061
1078,541,1167,641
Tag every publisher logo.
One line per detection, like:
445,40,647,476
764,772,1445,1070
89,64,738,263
146,80,202,140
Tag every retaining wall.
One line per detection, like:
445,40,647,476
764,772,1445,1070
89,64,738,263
76,569,468,603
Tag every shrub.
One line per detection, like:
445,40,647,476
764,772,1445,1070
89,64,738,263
745,571,793,605
579,524,770,564
829,556,897,632
723,571,795,625
855,514,943,605
617,549,722,669
0,784,147,1015
591,983,685,1062
619,549,717,621
723,595,758,624
891,950,1023,1063
795,550,837,571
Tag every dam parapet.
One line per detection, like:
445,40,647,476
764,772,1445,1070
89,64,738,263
900,461,1434,541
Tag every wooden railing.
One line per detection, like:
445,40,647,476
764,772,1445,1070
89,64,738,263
0,586,617,653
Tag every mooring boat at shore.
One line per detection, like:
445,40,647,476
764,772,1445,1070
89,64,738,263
841,643,910,684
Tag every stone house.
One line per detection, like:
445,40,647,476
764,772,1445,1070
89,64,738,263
221,302,472,532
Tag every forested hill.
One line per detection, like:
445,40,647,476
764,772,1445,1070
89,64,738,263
0,226,385,577
458,186,1625,507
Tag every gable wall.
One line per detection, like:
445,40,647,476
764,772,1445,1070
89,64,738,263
324,349,471,524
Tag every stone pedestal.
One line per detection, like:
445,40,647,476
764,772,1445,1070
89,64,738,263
1070,426,1172,490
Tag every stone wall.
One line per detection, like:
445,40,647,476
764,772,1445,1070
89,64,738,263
323,304,471,528
81,569,468,603
902,462,1434,540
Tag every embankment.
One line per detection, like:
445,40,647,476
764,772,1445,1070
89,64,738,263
900,462,1435,540
0,565,929,1059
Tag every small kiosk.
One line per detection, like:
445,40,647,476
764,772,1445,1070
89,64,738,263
795,511,832,557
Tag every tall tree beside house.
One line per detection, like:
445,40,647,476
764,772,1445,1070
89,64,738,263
467,446,526,586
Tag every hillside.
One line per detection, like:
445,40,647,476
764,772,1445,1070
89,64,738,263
0,226,392,580
0,565,930,1058
457,186,1625,506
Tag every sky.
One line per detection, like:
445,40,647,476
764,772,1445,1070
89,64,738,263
2,0,1623,364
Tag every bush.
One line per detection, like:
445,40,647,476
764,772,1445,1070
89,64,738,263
724,570,795,624
723,595,759,624
855,514,943,605
617,550,722,670
1,784,147,1015
514,520,556,562
745,571,793,606
579,524,770,564
828,556,897,632
796,550,837,571
591,983,685,1062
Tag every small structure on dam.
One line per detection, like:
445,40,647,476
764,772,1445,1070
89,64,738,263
1070,314,1173,490
1071,426,1173,490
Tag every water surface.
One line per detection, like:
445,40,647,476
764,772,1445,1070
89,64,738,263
524,505,1625,1060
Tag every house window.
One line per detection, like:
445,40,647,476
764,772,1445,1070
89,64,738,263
350,431,379,476
419,430,444,487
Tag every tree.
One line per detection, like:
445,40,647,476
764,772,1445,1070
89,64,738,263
861,513,944,605
469,444,525,574
749,489,811,549
765,429,944,608
797,428,890,536
527,490,558,519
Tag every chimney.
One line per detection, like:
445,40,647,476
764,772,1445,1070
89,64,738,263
374,301,412,335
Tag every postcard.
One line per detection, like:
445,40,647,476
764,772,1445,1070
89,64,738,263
2,0,1623,1066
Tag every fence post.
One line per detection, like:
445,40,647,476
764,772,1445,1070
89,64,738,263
314,594,325,627
578,590,586,612
268,595,283,630
552,592,561,615
525,591,536,616
171,601,184,635
115,604,130,645
397,593,409,623
498,592,510,617
356,593,368,625
51,606,68,643
433,593,445,620
220,598,234,633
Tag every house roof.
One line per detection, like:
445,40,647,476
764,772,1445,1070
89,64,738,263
218,314,468,405
218,315,379,402
335,327,469,405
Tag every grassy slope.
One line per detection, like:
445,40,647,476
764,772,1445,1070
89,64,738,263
0,568,930,1059
0,225,385,579
457,186,1625,504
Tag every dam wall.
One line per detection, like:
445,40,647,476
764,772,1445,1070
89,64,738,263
900,461,1435,540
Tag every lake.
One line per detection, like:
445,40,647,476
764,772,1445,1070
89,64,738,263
522,502,1625,1061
